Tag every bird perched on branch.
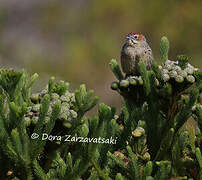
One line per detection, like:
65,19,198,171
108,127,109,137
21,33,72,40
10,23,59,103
121,32,154,76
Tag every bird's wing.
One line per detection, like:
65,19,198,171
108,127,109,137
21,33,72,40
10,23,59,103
121,49,130,73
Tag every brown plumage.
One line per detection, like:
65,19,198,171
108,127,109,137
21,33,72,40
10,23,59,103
121,32,154,76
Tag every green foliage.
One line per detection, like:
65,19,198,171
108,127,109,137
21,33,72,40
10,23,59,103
74,84,99,118
160,36,169,62
0,70,100,179
110,59,124,81
177,55,189,70
0,36,201,179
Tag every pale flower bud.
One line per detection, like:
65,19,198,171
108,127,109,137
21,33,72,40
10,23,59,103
175,75,184,83
165,60,172,65
178,70,187,77
162,74,170,82
173,66,181,72
162,69,169,74
158,65,162,70
164,64,172,71
169,70,178,78
185,67,194,74
132,127,145,137
186,75,195,83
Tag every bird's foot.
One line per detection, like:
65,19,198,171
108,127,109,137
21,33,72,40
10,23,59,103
126,75,139,81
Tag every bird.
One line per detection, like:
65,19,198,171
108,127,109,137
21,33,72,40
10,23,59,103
121,32,154,77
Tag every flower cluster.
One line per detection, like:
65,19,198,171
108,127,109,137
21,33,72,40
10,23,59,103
159,60,198,83
25,88,77,128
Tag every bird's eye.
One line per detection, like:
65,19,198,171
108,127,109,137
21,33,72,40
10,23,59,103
134,35,138,39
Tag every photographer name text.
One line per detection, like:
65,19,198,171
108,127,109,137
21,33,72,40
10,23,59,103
31,133,118,144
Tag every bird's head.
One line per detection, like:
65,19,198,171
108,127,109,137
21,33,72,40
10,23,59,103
125,32,146,46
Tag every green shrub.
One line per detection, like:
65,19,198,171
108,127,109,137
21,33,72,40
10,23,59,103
0,37,201,180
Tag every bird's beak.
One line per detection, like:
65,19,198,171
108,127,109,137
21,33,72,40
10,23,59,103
126,36,138,44
126,35,132,41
